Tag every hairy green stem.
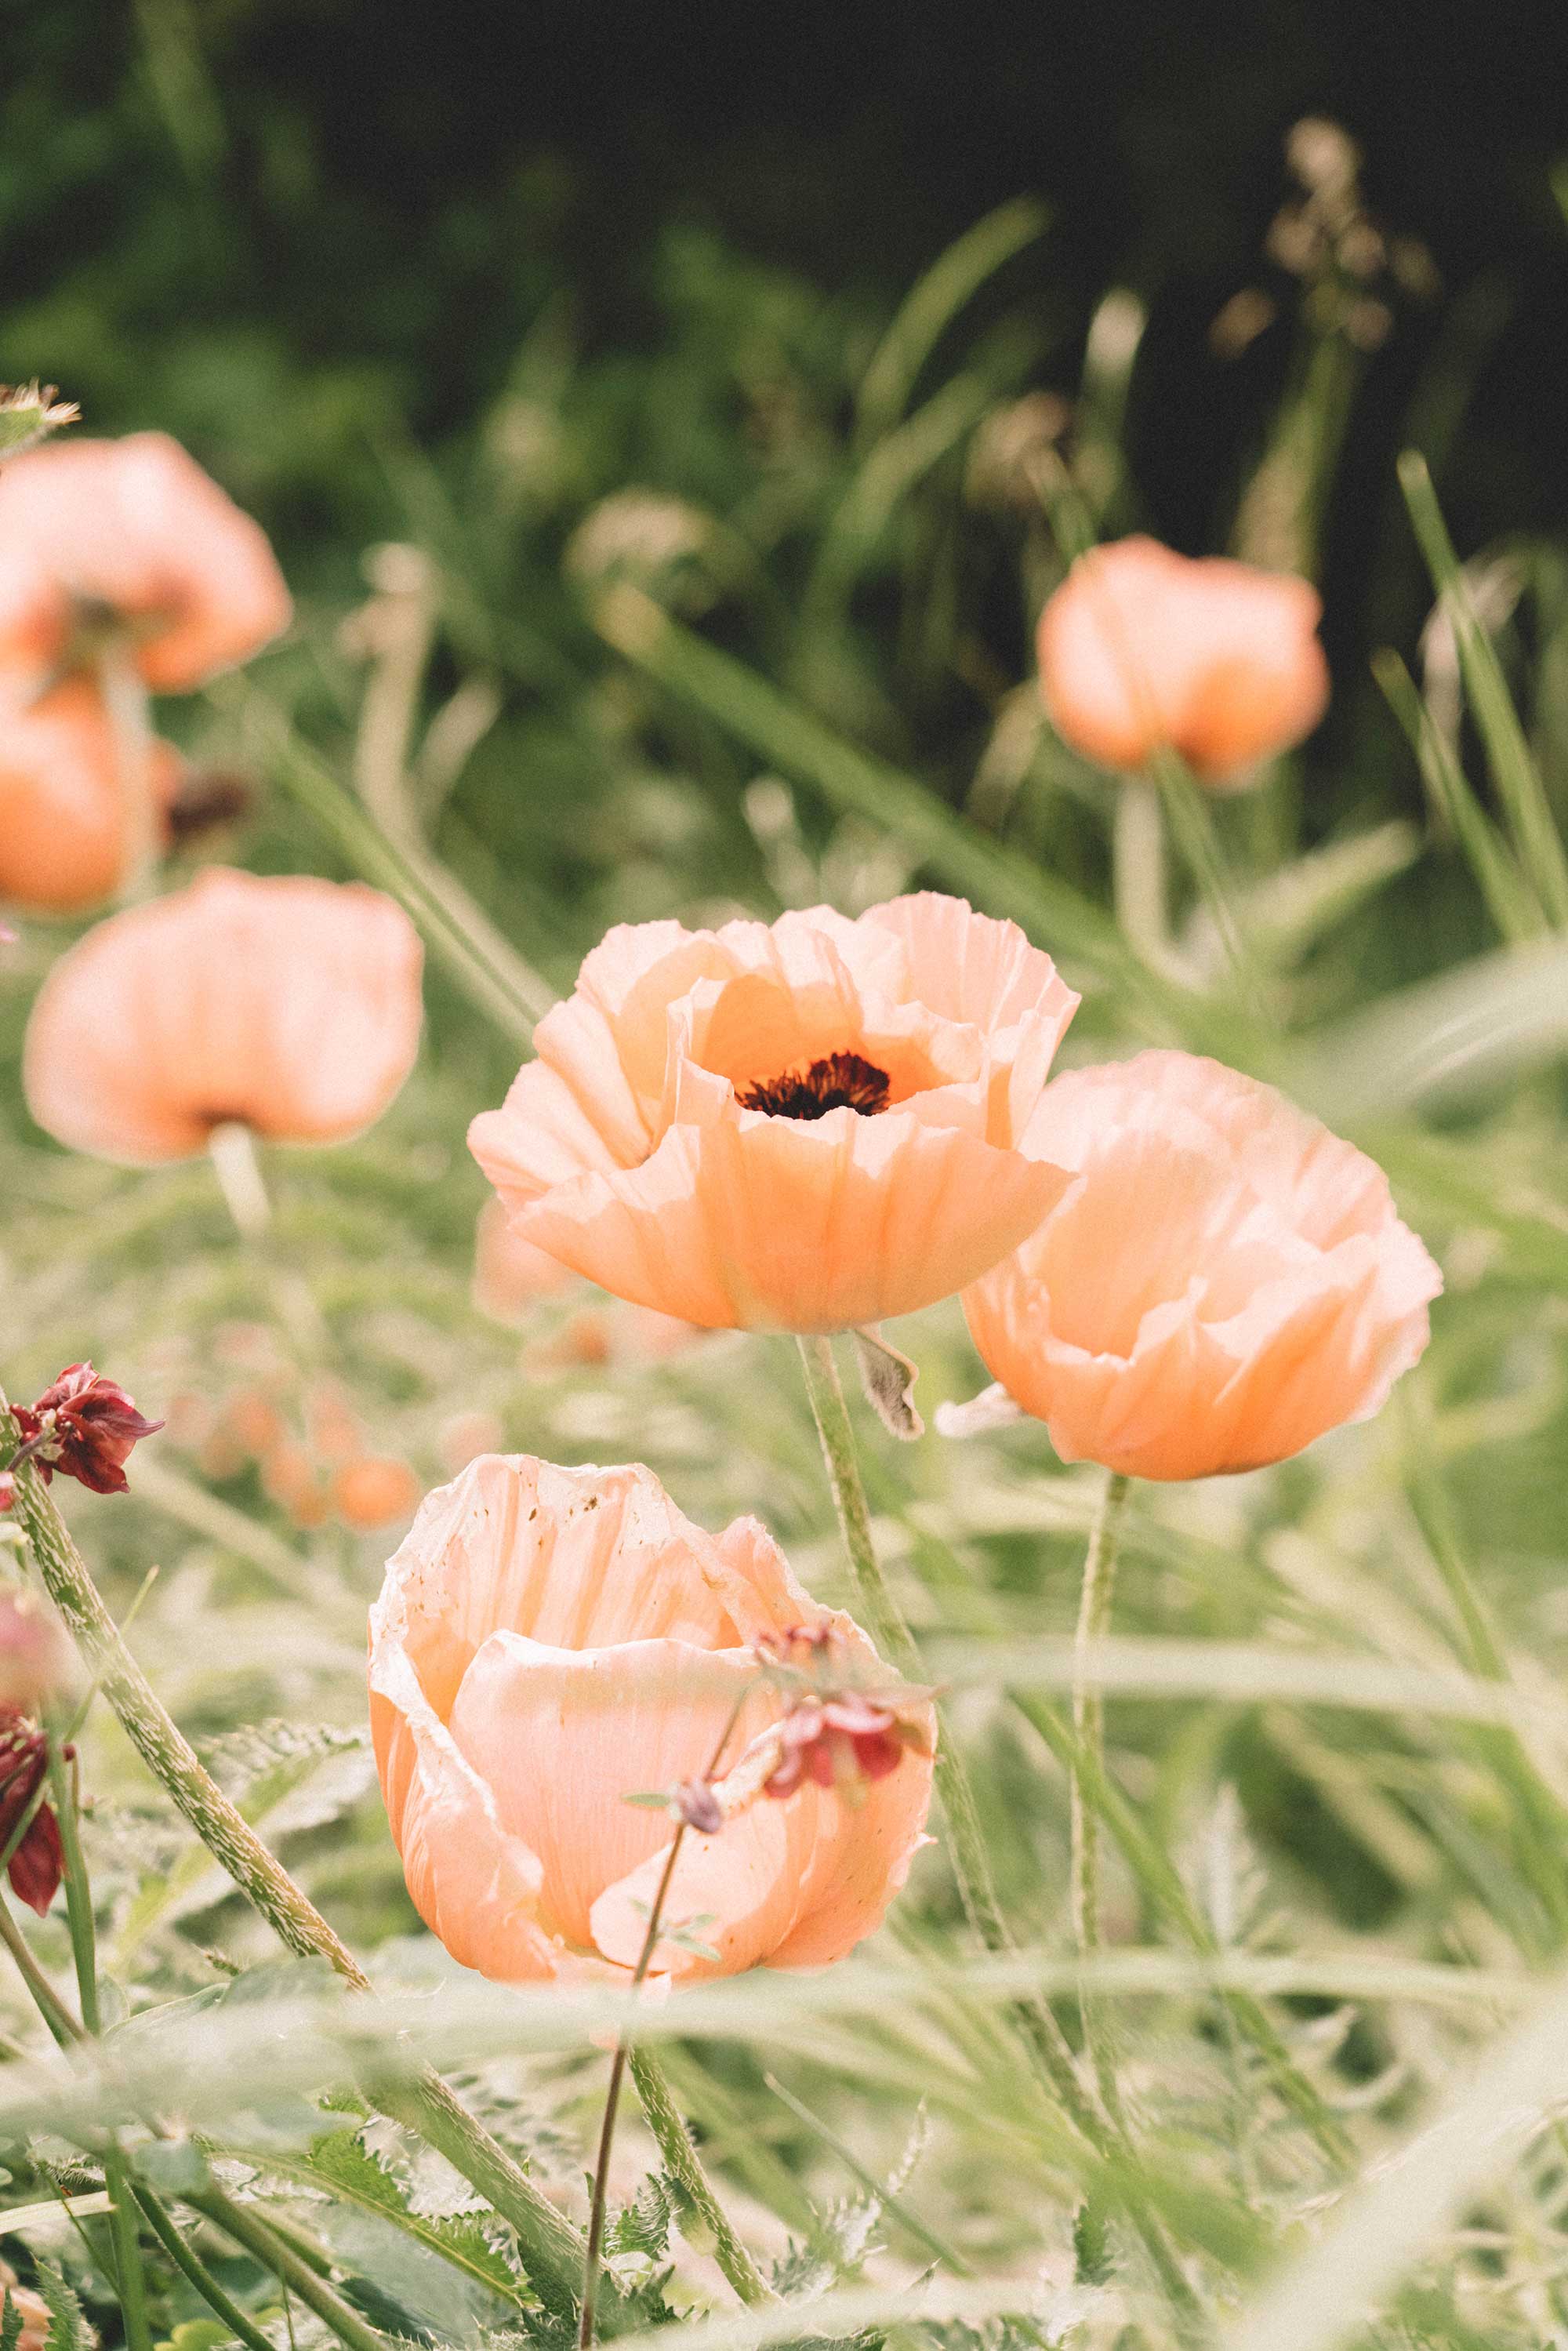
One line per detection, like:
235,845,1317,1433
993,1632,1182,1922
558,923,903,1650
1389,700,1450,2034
132,2189,279,2351
793,1337,1200,2326
188,2188,391,2351
6,1448,586,2321
0,1884,81,2048
44,1732,154,2351
627,2047,770,2306
1071,1470,1130,2128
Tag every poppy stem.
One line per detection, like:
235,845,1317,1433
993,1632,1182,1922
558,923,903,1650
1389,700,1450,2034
1112,777,1174,971
795,1335,1203,2332
1070,1468,1131,2129
101,644,161,906
208,1119,273,1238
2,1440,589,2323
42,1724,155,2351
580,1687,766,2343
579,1828,688,2351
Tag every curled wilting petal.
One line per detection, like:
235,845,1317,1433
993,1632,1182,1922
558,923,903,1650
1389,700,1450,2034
8,1363,164,1495
369,1455,935,1983
957,1049,1442,1481
1036,536,1330,788
0,1710,66,1916
470,892,1078,1332
23,867,423,1165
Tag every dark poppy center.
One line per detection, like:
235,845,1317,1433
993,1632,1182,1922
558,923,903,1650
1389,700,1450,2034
738,1052,891,1121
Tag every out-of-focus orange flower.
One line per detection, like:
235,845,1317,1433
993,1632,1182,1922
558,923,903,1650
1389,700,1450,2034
0,432,291,692
23,867,423,1165
1036,536,1330,787
956,1050,1441,1481
332,1455,421,1530
0,1589,74,1716
470,893,1078,1333
260,1438,332,1529
369,1455,934,1983
0,677,182,912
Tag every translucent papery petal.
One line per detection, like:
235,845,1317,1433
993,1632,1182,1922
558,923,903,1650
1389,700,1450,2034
863,892,1080,1041
469,1053,632,1218
369,1647,560,1982
448,1634,770,1946
517,1106,1074,1332
590,1698,935,1977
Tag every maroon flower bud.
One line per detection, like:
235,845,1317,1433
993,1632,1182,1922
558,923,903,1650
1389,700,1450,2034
672,1778,724,1835
0,1708,66,1916
7,1362,163,1495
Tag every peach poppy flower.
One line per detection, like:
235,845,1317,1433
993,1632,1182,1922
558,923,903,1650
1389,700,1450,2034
1036,536,1330,787
0,432,290,692
23,867,423,1164
369,1453,935,1984
469,894,1079,1333
0,676,182,911
955,1051,1440,1481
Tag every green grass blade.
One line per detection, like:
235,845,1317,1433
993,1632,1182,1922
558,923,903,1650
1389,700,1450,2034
1372,644,1546,943
854,197,1049,448
1398,450,1568,924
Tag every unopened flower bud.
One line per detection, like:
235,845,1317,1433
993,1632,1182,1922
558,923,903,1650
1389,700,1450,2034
672,1779,724,1835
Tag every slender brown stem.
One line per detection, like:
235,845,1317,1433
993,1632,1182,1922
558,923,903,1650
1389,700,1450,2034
579,1691,759,2346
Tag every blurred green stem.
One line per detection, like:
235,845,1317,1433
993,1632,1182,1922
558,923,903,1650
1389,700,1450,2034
1070,1470,1130,2129
793,1335,1200,2327
5,1442,587,2323
628,2047,770,2306
43,1730,154,2351
208,1120,272,1238
1112,779,1171,969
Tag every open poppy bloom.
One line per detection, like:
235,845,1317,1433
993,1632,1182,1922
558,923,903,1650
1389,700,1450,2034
470,894,1079,1332
955,1051,1441,1481
369,1454,935,1983
0,432,291,692
0,676,182,911
1036,536,1330,787
23,867,423,1164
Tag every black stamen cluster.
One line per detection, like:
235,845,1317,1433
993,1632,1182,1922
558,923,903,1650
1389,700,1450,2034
739,1051,891,1121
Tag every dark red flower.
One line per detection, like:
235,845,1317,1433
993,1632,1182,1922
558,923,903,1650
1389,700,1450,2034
0,1472,15,1513
0,1709,64,1916
8,1362,163,1495
764,1690,920,1800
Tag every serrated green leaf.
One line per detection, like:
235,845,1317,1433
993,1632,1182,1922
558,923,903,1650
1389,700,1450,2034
297,2131,530,2308
33,2263,94,2351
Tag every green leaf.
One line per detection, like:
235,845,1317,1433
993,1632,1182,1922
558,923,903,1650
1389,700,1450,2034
301,2129,530,2309
606,2174,675,2261
2,2289,26,2351
32,2263,94,2351
134,2138,213,2197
